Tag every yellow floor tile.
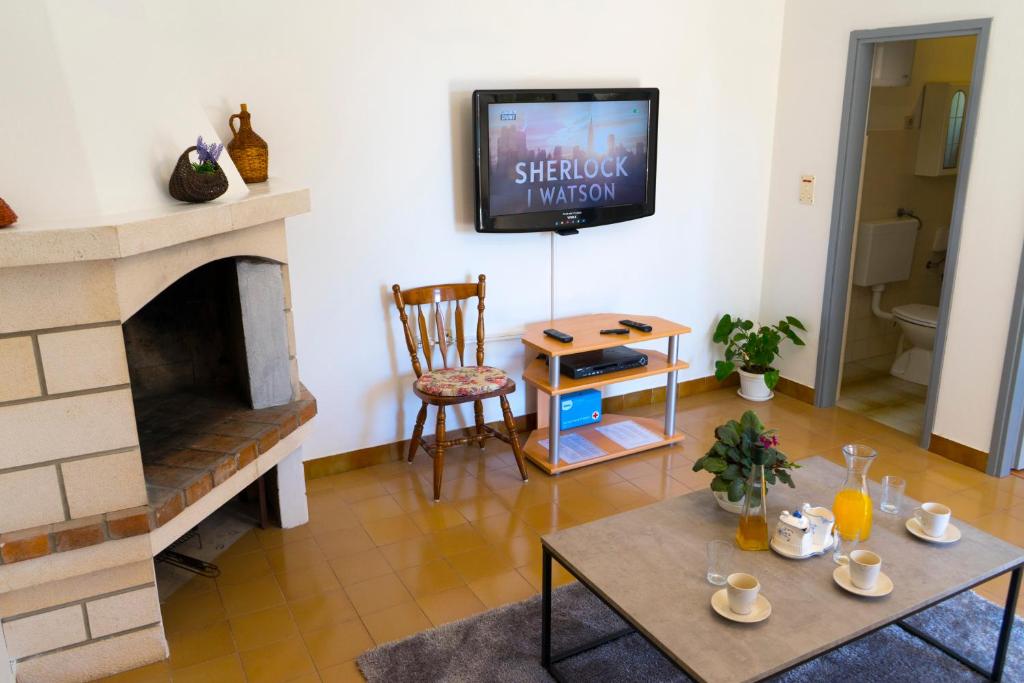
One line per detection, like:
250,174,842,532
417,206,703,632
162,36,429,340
344,573,414,616
161,591,227,636
320,659,366,683
395,558,465,597
446,545,516,583
329,547,395,586
416,585,488,626
517,502,580,534
254,524,313,550
218,574,285,617
350,494,406,522
95,661,171,683
220,530,262,557
361,601,433,644
239,636,317,683
467,569,536,609
314,526,376,560
516,562,576,591
265,537,327,574
214,550,274,587
229,604,298,652
470,510,534,544
167,620,235,670
288,589,359,634
504,535,544,569
378,535,445,571
427,524,491,556
361,514,426,545
301,618,375,669
276,560,342,602
408,504,469,533
171,654,246,683
452,494,511,521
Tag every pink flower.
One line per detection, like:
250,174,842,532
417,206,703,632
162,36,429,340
758,434,779,448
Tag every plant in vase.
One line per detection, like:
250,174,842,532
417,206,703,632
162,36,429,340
692,410,799,514
712,314,807,401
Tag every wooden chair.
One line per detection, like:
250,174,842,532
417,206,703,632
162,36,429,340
392,275,528,501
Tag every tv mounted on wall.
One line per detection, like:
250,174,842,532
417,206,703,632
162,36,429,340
473,88,659,235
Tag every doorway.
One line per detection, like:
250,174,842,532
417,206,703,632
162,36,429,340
814,19,990,450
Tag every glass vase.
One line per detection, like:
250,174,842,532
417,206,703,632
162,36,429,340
736,463,769,551
832,444,876,541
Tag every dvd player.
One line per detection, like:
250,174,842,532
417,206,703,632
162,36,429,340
557,347,648,380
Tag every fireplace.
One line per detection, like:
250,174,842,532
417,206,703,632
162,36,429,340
0,184,315,682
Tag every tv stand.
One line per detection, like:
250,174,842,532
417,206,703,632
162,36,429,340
520,313,691,475
554,228,579,236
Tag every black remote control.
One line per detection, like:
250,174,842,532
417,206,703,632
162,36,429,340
600,328,630,335
543,328,573,343
619,319,653,333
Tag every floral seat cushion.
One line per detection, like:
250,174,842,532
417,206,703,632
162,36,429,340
414,366,510,397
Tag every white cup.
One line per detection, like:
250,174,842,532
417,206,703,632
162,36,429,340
914,502,952,538
849,549,881,590
726,573,760,615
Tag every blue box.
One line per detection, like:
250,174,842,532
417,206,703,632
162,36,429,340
559,389,602,430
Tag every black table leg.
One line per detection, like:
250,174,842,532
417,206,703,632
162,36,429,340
898,565,1022,681
542,545,552,670
992,566,1022,681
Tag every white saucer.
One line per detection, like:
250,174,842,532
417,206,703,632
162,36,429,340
737,389,774,402
905,518,961,544
711,589,772,623
769,536,835,560
833,565,893,597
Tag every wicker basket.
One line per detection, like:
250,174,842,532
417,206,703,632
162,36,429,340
227,104,269,184
0,197,16,228
168,146,229,203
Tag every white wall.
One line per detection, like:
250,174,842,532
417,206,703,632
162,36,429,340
760,1,1024,452
0,0,784,459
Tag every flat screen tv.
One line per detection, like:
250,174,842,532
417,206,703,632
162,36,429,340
473,88,659,234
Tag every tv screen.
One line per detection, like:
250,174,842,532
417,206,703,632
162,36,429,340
473,88,658,233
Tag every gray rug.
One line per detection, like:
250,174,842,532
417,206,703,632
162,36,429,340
358,583,1023,682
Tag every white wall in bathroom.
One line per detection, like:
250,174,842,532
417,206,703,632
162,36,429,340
761,1,1024,452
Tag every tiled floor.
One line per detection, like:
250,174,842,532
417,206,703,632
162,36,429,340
99,388,1024,683
838,356,927,438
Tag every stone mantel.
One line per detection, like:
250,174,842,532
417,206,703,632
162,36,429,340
0,180,309,269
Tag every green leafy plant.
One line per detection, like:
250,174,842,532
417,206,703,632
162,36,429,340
692,410,799,504
712,314,806,390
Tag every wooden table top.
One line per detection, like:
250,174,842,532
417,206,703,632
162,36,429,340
520,313,691,357
542,457,1024,683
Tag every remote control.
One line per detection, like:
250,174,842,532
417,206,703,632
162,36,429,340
543,328,573,343
600,328,630,335
619,319,653,333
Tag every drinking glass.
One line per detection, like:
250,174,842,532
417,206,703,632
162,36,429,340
880,475,906,515
832,528,860,565
707,540,734,585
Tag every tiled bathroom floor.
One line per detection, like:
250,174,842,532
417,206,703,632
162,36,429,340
99,388,1024,683
838,357,927,438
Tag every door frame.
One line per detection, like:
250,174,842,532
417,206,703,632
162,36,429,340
989,244,1024,476
814,19,992,453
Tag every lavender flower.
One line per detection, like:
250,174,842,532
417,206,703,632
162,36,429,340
195,136,223,166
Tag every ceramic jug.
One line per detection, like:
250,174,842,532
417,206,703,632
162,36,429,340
800,503,836,550
773,509,813,556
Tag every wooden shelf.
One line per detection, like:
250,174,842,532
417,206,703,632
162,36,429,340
522,349,690,396
523,414,684,475
521,313,692,357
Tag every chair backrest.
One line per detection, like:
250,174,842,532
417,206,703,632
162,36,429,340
391,275,486,378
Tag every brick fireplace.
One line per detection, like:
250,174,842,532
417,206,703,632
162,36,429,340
0,183,315,681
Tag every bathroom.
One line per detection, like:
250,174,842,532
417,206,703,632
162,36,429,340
838,35,976,438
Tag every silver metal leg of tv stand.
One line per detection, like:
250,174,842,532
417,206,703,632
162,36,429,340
548,355,561,465
665,335,678,437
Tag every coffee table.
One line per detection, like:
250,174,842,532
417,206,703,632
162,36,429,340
541,457,1024,682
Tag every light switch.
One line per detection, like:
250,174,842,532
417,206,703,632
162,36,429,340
799,175,815,205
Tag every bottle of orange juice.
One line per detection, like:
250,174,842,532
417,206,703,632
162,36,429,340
832,444,876,541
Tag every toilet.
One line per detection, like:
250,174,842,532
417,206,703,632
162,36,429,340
851,217,942,386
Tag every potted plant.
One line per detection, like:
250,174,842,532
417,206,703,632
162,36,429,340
713,314,806,401
692,410,798,513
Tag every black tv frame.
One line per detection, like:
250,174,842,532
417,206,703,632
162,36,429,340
473,88,659,235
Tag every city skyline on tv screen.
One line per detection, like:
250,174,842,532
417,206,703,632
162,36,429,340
487,100,650,216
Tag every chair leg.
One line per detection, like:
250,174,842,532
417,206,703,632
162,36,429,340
473,400,486,449
408,402,428,463
433,406,446,502
500,395,528,482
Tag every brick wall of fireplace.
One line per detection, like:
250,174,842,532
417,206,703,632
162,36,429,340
0,185,313,682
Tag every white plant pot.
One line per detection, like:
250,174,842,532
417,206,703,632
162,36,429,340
713,490,756,514
738,368,774,402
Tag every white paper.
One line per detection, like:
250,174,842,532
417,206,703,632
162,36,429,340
539,432,606,464
595,420,661,449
